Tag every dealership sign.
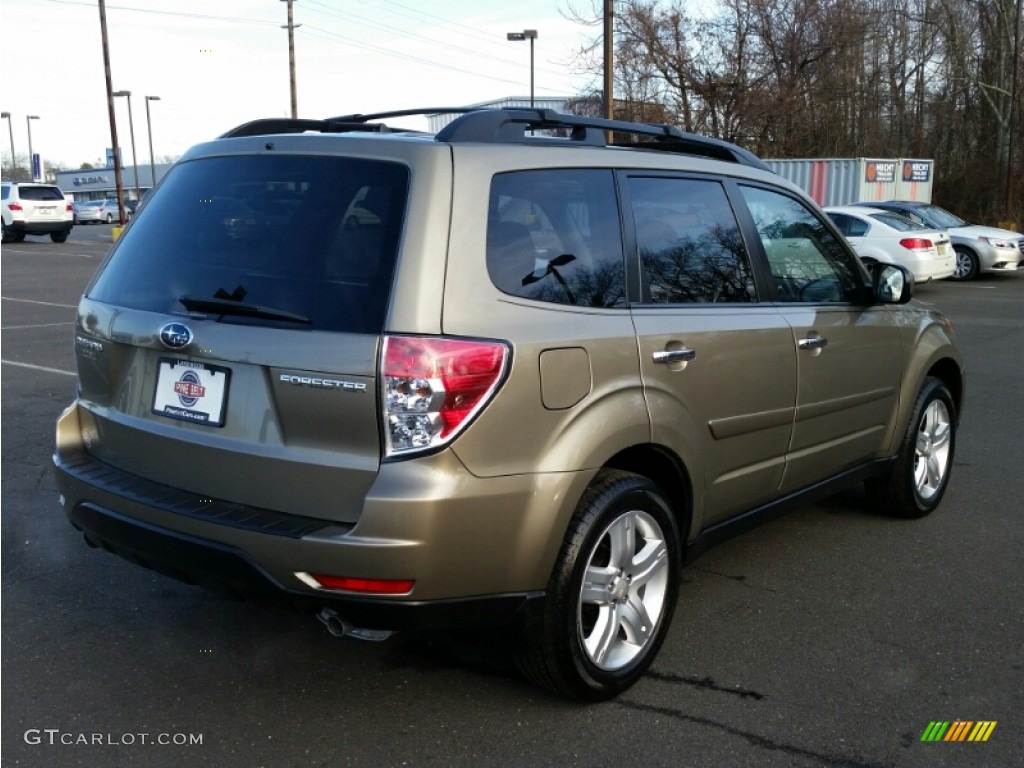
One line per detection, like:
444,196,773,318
72,175,111,186
864,161,897,183
903,161,931,182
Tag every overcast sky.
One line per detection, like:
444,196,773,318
1,0,599,169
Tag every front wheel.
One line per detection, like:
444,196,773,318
867,377,956,518
516,470,681,699
951,247,978,281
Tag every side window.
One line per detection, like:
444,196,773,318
487,170,625,308
828,213,868,237
629,177,755,303
739,186,861,303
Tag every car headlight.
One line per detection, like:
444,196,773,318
980,236,1013,248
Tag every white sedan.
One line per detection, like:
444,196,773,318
825,205,955,283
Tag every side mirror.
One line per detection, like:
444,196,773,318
871,263,914,304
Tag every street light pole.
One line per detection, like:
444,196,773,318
603,0,614,120
26,115,39,181
0,112,14,180
281,0,299,118
113,91,141,202
145,95,161,188
506,30,539,109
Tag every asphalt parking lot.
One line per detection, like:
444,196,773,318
2,228,1022,767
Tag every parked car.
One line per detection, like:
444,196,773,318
853,200,1024,281
825,205,955,282
55,108,964,700
2,181,74,243
73,199,119,224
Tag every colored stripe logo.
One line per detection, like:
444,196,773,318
921,721,997,742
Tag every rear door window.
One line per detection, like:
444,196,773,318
87,155,409,334
628,176,756,304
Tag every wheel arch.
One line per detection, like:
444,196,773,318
603,444,694,547
926,356,965,421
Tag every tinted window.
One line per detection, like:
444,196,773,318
740,186,861,303
828,213,869,237
87,155,409,334
630,177,755,303
18,186,65,201
1,186,9,201
487,170,625,308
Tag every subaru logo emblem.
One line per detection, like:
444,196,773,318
159,322,193,350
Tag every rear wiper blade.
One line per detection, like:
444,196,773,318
178,295,311,324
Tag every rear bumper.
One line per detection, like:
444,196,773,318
64,500,541,631
54,400,589,628
8,219,73,234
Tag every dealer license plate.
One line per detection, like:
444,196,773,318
152,358,230,427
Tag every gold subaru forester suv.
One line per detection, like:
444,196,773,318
54,108,964,699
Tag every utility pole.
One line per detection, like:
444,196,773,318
1006,0,1021,219
603,0,614,120
1,112,15,180
281,0,299,118
98,0,126,225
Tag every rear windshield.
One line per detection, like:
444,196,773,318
18,186,65,201
87,155,409,334
871,212,926,232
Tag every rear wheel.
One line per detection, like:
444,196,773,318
105,213,113,224
51,232,69,243
516,470,681,700
867,377,956,518
1,223,11,243
951,247,978,281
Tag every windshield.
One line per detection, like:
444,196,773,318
87,154,409,334
918,204,966,228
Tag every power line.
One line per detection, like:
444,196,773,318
303,0,565,79
41,0,280,26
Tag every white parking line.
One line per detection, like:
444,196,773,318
0,296,78,309
1,359,76,377
2,322,75,330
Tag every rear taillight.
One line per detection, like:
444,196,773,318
382,335,510,457
8,203,22,211
66,203,74,212
899,238,933,251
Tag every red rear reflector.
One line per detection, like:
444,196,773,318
8,203,22,211
311,575,415,594
899,238,932,251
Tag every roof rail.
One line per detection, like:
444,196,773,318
220,108,474,139
435,109,770,171
218,107,769,171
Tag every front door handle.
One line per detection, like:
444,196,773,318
653,348,697,364
798,336,829,350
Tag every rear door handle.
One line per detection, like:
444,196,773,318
798,336,829,350
653,348,696,364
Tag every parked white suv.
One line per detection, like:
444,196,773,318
2,181,75,243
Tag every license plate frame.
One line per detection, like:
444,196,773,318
152,358,230,427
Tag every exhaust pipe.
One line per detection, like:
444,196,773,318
317,607,352,638
316,608,393,642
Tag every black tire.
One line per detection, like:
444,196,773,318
1,223,11,244
105,213,113,224
951,246,978,281
866,377,956,518
50,232,69,243
515,469,681,700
